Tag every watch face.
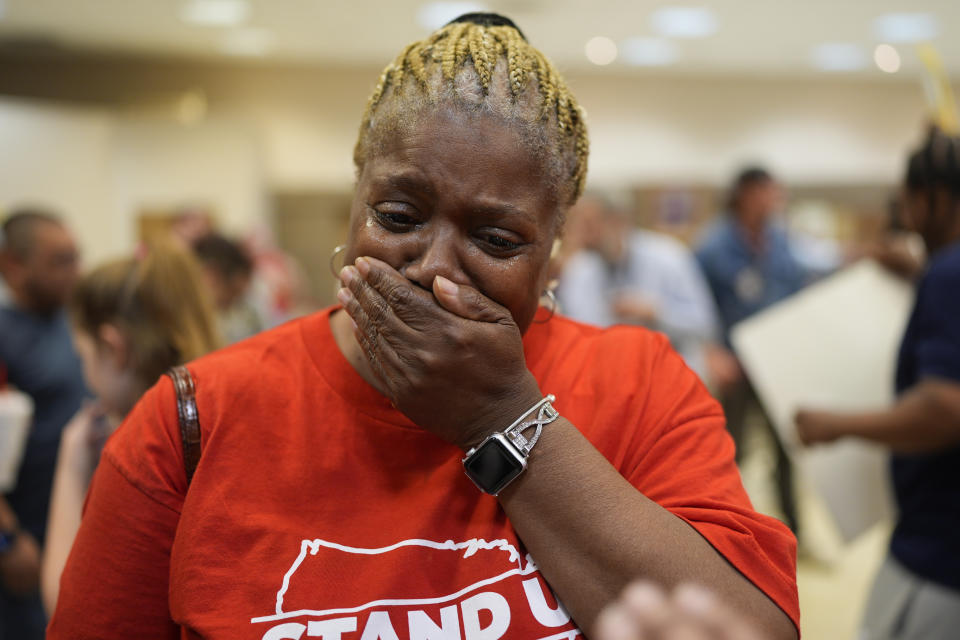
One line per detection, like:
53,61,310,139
463,435,525,495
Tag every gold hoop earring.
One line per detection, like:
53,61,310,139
329,244,347,280
534,281,558,324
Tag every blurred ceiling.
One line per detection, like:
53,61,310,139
0,0,957,78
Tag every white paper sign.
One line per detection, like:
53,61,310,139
0,388,33,493
731,260,914,542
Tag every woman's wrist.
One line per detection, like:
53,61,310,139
455,373,543,451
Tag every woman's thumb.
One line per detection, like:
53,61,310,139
432,275,508,323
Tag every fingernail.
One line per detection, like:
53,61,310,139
355,257,371,278
337,287,353,305
435,275,458,295
675,584,715,615
594,607,634,640
623,581,666,613
340,266,355,285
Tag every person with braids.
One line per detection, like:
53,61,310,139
797,126,960,639
49,14,798,639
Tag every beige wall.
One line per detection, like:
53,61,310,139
0,98,116,264
0,54,948,263
572,73,931,188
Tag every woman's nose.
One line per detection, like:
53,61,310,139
403,226,469,290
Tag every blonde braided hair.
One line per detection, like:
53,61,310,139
354,14,589,207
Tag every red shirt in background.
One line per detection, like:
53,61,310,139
49,308,799,639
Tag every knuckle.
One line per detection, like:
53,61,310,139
346,297,363,318
368,297,391,324
448,325,472,350
419,350,438,371
366,265,387,288
406,369,426,390
384,283,412,309
468,289,486,310
358,331,375,355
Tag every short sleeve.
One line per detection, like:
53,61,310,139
625,342,800,630
913,260,960,383
47,376,186,639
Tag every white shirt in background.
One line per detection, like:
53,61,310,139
557,230,720,380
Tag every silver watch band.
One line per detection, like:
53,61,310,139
503,394,559,456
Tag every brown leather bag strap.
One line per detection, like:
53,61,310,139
166,365,201,487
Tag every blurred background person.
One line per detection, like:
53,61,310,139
192,232,265,344
0,209,83,639
557,194,720,382
695,167,810,534
169,206,214,249
242,223,316,330
796,126,960,639
41,241,220,614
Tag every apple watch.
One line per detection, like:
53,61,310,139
462,394,559,496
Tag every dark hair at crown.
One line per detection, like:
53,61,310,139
192,233,253,279
446,13,527,41
727,166,773,212
0,208,62,259
904,125,960,247
906,125,960,195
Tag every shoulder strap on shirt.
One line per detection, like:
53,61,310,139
165,365,201,487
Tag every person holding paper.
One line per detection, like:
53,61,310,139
797,126,960,640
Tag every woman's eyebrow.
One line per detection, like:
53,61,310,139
470,203,535,225
381,173,436,197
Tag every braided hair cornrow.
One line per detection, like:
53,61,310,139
906,126,960,248
353,13,588,207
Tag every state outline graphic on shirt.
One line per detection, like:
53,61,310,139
250,536,582,640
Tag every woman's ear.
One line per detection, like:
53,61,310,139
97,323,129,369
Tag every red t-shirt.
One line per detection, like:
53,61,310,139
49,308,798,639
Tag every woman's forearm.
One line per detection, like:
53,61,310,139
804,379,960,454
41,445,90,614
498,418,797,640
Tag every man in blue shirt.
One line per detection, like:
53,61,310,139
798,128,960,639
696,167,808,533
0,210,85,639
695,168,807,340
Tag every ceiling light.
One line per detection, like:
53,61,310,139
417,2,488,31
874,44,901,73
620,37,677,66
650,7,717,39
180,0,249,27
874,13,938,43
585,36,617,66
222,28,272,56
811,43,867,72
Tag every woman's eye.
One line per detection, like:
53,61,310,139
372,208,418,230
479,233,522,253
